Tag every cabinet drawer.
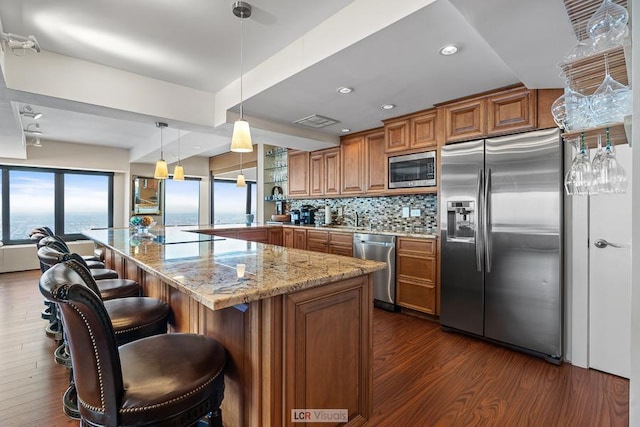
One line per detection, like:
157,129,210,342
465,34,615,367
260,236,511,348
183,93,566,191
307,241,329,253
329,245,354,257
329,232,352,246
397,255,435,283
307,230,329,242
397,238,435,255
397,278,436,314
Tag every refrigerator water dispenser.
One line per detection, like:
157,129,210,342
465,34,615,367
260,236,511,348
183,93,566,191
446,201,475,242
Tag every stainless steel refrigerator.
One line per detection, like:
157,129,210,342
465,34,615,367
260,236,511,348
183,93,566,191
440,128,563,363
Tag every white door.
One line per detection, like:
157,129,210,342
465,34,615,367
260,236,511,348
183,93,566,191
588,144,632,378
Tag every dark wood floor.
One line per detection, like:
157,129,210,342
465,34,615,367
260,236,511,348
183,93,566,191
0,270,629,426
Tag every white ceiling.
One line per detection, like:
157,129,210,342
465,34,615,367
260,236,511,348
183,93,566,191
0,0,576,165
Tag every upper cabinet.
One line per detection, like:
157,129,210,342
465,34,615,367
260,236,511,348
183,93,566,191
442,97,486,143
341,135,365,195
486,86,537,136
310,147,340,196
287,150,310,197
384,108,438,153
364,130,386,193
440,85,552,144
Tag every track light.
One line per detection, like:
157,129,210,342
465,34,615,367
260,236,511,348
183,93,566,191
23,123,42,135
20,105,43,120
0,31,41,55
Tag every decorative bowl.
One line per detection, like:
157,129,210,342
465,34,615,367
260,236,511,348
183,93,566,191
271,214,291,223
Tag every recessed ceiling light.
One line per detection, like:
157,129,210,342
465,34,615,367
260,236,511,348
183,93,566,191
381,104,395,110
337,87,353,94
341,128,351,133
439,44,459,56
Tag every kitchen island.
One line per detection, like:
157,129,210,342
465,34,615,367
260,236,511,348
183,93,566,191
83,226,386,427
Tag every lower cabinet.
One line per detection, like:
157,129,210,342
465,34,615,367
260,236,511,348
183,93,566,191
293,229,307,250
307,230,329,253
396,237,437,315
268,228,283,246
283,228,294,248
329,232,354,256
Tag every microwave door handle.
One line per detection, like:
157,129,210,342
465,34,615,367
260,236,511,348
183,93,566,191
476,169,483,272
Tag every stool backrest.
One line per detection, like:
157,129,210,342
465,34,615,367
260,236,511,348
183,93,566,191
37,235,70,252
39,262,124,425
36,245,69,273
63,257,102,297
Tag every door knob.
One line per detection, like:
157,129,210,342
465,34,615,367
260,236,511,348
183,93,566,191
594,239,622,249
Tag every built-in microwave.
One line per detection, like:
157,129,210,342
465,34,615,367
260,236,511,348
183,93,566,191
388,151,436,189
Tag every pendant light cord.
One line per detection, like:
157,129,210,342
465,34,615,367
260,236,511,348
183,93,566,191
177,129,181,165
239,14,244,120
160,126,164,160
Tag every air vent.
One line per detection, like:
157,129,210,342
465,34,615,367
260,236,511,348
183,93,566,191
293,114,339,129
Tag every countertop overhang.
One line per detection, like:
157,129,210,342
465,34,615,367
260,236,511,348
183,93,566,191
83,226,386,311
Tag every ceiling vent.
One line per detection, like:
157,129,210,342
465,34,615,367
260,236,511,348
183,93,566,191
293,114,339,129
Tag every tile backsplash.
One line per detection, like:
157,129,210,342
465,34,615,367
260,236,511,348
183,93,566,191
289,194,438,234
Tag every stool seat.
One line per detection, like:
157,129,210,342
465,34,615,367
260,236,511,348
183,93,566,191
105,297,170,344
116,334,225,425
85,259,106,269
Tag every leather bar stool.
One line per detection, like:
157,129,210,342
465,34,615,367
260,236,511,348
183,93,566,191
60,258,172,420
37,244,131,284
37,235,106,270
40,262,226,427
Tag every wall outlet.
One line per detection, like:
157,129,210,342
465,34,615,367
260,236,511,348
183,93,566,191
411,208,421,217
402,207,410,218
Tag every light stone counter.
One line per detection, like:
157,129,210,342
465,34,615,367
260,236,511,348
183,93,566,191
83,226,385,311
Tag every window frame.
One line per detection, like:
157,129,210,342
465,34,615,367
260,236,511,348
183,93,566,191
163,176,202,226
0,165,114,245
211,178,256,225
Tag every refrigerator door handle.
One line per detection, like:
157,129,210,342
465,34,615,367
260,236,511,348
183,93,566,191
476,169,484,272
484,168,492,272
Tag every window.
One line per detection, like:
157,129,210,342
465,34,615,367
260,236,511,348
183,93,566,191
164,178,200,226
0,166,113,244
212,179,256,224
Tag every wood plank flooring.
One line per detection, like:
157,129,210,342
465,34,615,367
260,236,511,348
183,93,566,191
0,270,629,426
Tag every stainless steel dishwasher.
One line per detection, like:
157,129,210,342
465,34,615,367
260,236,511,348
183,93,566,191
353,233,397,311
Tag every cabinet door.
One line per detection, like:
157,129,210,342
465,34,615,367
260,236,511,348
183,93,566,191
410,110,438,149
340,136,364,195
396,237,437,314
364,130,386,193
268,228,283,246
384,119,409,153
324,148,341,196
307,230,329,253
293,229,307,249
443,98,486,143
288,150,310,197
487,87,537,136
309,152,324,196
283,228,294,248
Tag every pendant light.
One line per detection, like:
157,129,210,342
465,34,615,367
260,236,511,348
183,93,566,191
230,1,253,153
236,152,246,187
173,129,185,181
154,122,169,179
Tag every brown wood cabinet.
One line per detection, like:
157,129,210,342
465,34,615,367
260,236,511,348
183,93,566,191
384,118,409,153
385,109,438,153
283,228,294,248
307,229,329,253
268,228,283,246
309,148,340,197
364,130,386,193
442,97,486,144
396,237,437,315
486,86,537,136
284,275,372,426
329,231,354,256
293,228,307,250
341,135,365,195
288,150,310,197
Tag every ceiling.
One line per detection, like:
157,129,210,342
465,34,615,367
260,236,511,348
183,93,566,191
0,0,576,166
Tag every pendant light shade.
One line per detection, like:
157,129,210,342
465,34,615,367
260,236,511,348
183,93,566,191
236,173,246,187
173,165,185,181
154,122,169,179
231,120,253,152
230,2,253,153
173,129,185,180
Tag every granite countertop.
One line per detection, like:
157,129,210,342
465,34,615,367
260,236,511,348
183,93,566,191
83,227,386,311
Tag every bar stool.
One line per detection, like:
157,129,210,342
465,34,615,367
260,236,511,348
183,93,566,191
59,258,172,420
40,262,226,427
37,235,107,270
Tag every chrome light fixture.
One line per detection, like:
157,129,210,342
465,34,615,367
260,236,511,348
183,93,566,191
0,30,41,55
236,153,246,187
154,122,169,180
230,1,253,153
173,129,185,181
20,105,43,120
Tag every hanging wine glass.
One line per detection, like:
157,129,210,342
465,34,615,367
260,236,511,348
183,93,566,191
589,134,605,195
590,54,632,125
564,134,593,196
597,128,628,193
562,30,596,62
587,0,629,52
